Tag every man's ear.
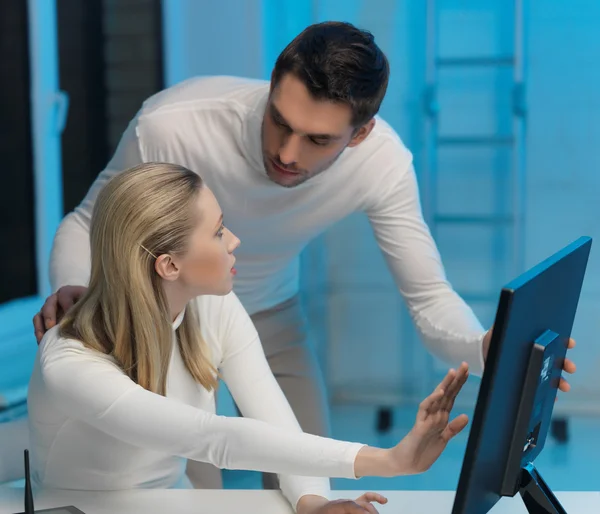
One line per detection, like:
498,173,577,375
348,118,376,148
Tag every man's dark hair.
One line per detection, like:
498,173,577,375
272,21,390,128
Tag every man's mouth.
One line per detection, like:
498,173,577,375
271,158,300,176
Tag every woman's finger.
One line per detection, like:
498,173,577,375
355,492,388,505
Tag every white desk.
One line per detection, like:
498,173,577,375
0,488,598,514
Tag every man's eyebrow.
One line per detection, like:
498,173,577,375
271,104,343,140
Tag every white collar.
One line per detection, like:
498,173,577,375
172,308,186,330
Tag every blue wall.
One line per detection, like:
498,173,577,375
161,0,600,411
3,0,599,424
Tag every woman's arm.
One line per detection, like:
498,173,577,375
213,293,470,511
215,293,361,509
39,299,466,513
39,335,368,483
213,294,393,511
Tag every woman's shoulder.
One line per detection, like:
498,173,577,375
40,325,85,352
191,291,247,319
190,291,253,342
190,292,258,362
39,325,118,367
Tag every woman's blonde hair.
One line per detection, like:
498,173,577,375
59,162,218,395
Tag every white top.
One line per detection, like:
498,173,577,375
49,75,486,375
27,292,364,510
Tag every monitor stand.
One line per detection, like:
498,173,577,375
501,329,569,514
519,463,566,514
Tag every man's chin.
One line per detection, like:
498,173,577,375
268,176,300,188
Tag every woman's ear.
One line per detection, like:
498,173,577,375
154,254,180,282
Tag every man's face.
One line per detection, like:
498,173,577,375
261,73,372,188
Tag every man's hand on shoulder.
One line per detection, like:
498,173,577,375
33,285,88,343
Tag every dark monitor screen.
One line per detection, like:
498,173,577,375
452,236,592,514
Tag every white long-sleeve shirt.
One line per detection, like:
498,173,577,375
27,292,364,510
49,75,486,375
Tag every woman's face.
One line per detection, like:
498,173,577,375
167,186,240,296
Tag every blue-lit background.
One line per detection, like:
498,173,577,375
1,0,599,495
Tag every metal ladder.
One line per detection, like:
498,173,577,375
422,0,526,360
375,0,528,435
422,0,527,303
375,2,570,442
419,0,568,444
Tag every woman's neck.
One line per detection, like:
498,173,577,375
162,281,191,323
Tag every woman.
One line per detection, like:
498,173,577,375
27,163,470,514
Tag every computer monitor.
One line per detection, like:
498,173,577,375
451,236,592,514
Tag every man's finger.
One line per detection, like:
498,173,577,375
40,294,59,329
57,287,76,312
559,377,570,392
562,358,576,374
567,337,576,350
32,313,45,343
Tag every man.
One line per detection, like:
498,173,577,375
33,20,576,499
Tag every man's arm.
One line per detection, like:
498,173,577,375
50,118,144,291
364,153,486,376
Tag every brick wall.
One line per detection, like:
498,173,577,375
0,0,35,302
